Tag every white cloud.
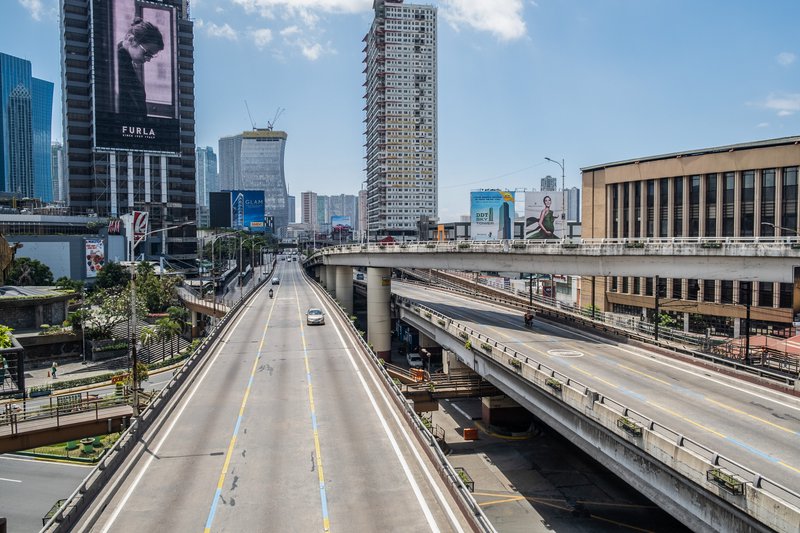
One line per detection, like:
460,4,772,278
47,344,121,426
206,22,239,40
300,41,324,60
757,122,770,128
441,0,527,41
762,93,800,116
231,0,369,16
18,0,56,21
280,26,301,37
777,52,796,66
252,28,273,48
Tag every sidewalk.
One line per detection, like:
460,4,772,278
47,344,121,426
24,360,119,390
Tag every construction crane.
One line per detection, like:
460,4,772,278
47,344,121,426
267,107,285,131
245,100,257,130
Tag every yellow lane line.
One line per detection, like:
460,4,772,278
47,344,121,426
618,364,671,386
705,397,797,436
646,401,726,439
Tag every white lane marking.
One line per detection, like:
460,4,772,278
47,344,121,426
0,456,93,467
548,349,584,358
307,277,463,533
0,476,21,483
403,284,800,414
99,285,267,533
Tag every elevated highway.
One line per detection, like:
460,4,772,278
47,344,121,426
48,262,486,532
392,281,800,532
306,238,800,282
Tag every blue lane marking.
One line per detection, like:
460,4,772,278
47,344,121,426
671,384,705,400
725,437,779,463
618,388,646,402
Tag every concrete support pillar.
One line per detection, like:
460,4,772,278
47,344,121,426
481,395,533,429
367,267,392,361
190,310,199,338
335,266,353,314
684,312,690,333
326,266,337,298
319,266,327,288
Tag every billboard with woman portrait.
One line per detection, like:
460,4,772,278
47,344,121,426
91,0,180,153
525,192,565,239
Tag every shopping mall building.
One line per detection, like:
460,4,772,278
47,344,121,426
580,136,800,336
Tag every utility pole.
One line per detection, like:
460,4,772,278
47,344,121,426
654,275,660,342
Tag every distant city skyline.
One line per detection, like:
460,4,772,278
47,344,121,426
3,0,799,221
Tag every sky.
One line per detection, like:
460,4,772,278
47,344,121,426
2,0,800,222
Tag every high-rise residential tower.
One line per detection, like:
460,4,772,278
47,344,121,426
51,142,65,203
287,194,296,224
0,53,53,201
60,0,196,260
301,191,318,229
217,129,289,236
364,0,437,240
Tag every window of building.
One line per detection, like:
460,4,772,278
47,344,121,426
705,173,717,237
703,279,715,302
622,182,630,238
673,177,683,237
720,280,733,303
634,181,642,238
722,172,735,236
659,178,669,237
611,183,619,238
689,175,700,237
781,167,798,235
740,170,755,236
758,281,773,308
758,168,776,236
779,282,793,308
646,180,655,237
672,278,682,299
687,278,699,300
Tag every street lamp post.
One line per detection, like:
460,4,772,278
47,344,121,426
761,221,798,236
81,287,87,365
128,220,196,416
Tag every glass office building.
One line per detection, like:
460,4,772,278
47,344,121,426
0,53,53,200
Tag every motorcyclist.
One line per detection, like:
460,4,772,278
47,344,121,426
269,288,274,299
524,311,534,327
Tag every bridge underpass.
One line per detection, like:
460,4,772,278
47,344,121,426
387,281,800,533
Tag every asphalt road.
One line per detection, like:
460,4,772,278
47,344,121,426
393,282,800,496
82,261,471,532
0,455,92,532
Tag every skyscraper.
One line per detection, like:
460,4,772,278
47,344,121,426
51,142,65,203
287,194,295,224
541,175,557,192
61,0,196,261
217,129,289,236
0,53,53,200
365,0,437,240
196,146,218,207
301,191,318,229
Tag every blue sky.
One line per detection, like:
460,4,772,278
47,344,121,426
3,0,800,221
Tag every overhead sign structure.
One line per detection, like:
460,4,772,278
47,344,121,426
91,0,181,153
525,191,566,240
470,190,514,241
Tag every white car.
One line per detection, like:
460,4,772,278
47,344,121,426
306,308,325,325
407,352,423,368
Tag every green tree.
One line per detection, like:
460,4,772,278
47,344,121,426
0,324,14,348
155,317,182,358
55,276,84,293
7,257,54,286
85,286,144,340
135,262,179,313
94,261,128,290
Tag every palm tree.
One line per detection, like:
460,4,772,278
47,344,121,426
139,326,160,363
156,317,182,359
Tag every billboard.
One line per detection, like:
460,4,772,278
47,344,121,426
331,216,352,230
230,190,266,233
85,239,106,278
525,192,566,239
470,190,514,241
91,0,180,153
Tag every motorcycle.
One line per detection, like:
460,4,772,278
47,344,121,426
524,312,534,328
269,289,274,299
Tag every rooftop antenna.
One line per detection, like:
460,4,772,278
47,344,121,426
267,107,285,131
245,100,256,130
